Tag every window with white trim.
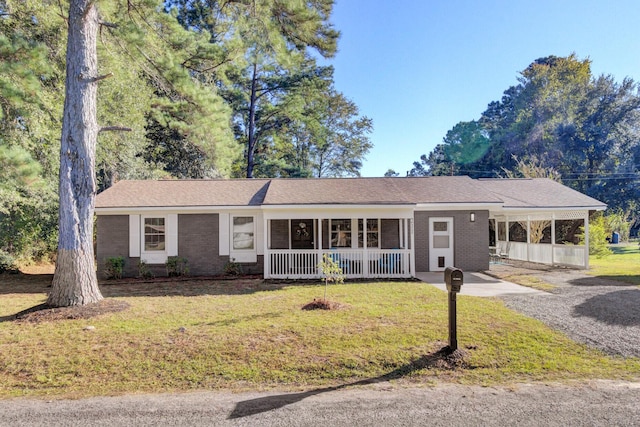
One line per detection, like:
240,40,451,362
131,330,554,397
144,217,166,251
232,216,255,250
230,215,258,263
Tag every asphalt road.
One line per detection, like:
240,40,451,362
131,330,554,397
1,381,639,426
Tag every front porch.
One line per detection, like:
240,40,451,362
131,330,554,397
263,210,415,279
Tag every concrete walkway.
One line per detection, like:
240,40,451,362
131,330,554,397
416,271,548,297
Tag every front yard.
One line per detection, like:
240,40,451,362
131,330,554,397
1,270,638,399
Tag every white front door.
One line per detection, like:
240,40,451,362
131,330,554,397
429,217,454,271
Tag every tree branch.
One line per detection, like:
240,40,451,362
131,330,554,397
85,73,113,83
99,126,132,133
99,21,118,29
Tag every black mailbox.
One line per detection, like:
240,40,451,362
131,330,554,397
444,266,463,293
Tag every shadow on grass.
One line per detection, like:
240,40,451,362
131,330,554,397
0,271,322,298
0,272,52,295
573,289,640,326
228,346,470,420
568,276,640,287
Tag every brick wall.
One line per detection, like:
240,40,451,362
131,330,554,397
178,214,220,276
96,215,139,278
414,210,489,272
97,213,264,278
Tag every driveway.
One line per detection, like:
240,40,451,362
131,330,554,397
416,271,547,297
489,263,640,358
419,265,640,358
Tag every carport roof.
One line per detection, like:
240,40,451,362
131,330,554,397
478,178,607,210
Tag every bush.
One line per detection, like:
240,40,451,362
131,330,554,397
0,249,19,273
580,214,612,258
224,258,243,275
166,256,189,277
137,260,154,279
104,256,125,279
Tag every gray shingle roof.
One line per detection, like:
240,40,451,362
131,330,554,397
95,179,271,208
94,177,604,210
478,178,607,209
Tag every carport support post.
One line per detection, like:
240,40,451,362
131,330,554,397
448,290,458,351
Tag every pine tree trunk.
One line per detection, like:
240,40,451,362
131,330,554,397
246,62,259,178
48,0,103,307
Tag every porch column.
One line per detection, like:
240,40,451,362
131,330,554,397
584,212,590,269
264,217,270,279
526,215,531,262
363,218,369,277
551,214,556,266
317,217,323,273
409,218,416,276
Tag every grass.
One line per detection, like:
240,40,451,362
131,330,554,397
589,243,640,286
0,272,639,399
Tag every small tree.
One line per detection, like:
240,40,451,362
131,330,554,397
580,214,611,258
317,253,344,302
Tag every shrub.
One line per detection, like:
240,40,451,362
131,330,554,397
166,256,189,277
0,249,19,273
104,256,125,279
580,214,612,258
224,258,243,275
137,260,154,279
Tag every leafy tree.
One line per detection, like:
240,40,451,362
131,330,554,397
0,146,57,261
502,155,561,181
411,54,640,223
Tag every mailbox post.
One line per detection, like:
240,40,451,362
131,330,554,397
444,267,464,351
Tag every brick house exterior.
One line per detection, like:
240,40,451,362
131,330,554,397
95,177,605,279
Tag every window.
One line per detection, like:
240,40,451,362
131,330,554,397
144,217,165,251
358,219,379,248
331,219,351,248
233,216,254,250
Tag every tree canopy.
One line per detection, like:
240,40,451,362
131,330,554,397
0,0,373,263
408,54,640,222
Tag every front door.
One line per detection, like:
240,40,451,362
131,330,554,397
429,217,454,271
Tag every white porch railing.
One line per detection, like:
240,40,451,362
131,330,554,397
266,249,412,279
497,241,587,268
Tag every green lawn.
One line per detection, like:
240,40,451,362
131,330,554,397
1,275,638,399
589,243,640,286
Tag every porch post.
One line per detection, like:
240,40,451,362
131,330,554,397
363,218,369,277
264,217,270,279
409,217,416,276
526,215,531,262
317,217,323,275
584,212,590,269
551,214,556,266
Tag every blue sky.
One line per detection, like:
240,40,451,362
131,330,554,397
324,0,640,177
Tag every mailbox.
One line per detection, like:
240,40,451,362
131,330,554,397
444,266,463,293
